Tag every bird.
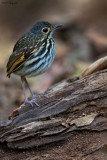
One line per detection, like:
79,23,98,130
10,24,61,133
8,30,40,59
7,21,62,106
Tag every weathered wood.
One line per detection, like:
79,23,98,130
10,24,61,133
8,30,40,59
81,56,107,77
0,69,107,150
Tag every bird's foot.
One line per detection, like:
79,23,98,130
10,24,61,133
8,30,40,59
32,94,37,99
21,98,39,107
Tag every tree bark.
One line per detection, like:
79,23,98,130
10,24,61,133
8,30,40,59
0,69,107,151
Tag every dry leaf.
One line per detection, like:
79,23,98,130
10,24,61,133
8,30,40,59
70,113,97,127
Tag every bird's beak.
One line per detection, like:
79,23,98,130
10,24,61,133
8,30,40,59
53,24,63,30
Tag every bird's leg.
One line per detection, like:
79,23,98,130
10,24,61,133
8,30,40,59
24,77,48,99
21,76,39,107
21,77,27,100
23,77,36,99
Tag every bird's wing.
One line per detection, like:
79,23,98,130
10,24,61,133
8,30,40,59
7,32,41,77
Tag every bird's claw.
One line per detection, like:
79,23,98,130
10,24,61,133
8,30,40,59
20,94,48,107
21,98,39,107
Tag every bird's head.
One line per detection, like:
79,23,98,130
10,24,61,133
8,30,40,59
30,21,63,40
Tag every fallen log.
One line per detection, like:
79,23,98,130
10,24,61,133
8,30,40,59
0,69,107,150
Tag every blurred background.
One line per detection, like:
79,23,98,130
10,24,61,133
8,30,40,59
0,0,107,120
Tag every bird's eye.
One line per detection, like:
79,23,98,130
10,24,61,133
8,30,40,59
42,27,49,33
